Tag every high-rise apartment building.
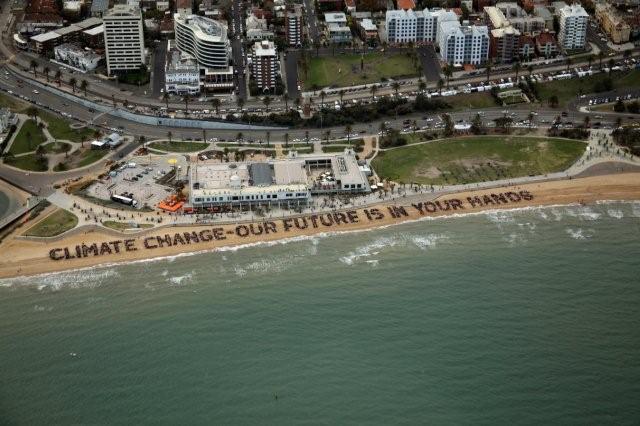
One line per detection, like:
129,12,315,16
250,40,278,91
438,21,490,65
285,5,303,47
558,3,588,50
385,8,457,44
104,4,145,75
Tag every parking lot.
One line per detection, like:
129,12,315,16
86,155,189,209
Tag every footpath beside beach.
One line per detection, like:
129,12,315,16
1,173,639,279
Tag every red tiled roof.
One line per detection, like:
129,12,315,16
535,32,556,44
397,0,416,10
345,0,356,7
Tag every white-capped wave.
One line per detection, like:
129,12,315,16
168,272,194,286
566,227,593,240
607,209,624,219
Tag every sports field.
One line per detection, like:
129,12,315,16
304,53,419,89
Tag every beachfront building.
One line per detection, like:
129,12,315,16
54,43,103,71
104,4,146,75
285,5,304,47
164,42,200,95
249,40,278,91
557,3,589,51
595,2,631,44
174,13,234,91
325,12,352,44
384,8,457,44
438,21,490,66
189,150,370,208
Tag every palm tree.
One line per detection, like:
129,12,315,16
565,57,572,72
392,81,400,99
370,84,377,102
167,131,173,143
284,132,289,148
111,94,117,108
69,77,77,93
588,54,594,69
183,94,190,114
485,61,492,82
163,92,170,109
608,58,615,75
527,65,534,78
443,65,453,89
236,97,245,111
418,79,427,93
437,78,444,94
345,124,353,146
139,135,146,146
304,130,310,145
512,61,521,81
80,79,88,96
282,92,289,111
43,66,50,82
55,70,62,86
29,59,37,77
598,51,605,69
211,98,221,115
294,96,301,111
266,131,271,147
236,132,243,143
379,121,387,138
263,95,272,113
338,89,345,106
319,91,326,109
324,129,331,143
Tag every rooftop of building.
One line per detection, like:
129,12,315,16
252,39,277,56
324,12,348,23
559,3,589,16
166,43,198,72
82,24,104,35
31,31,61,42
360,18,377,31
397,0,416,10
105,4,141,18
90,0,108,12
175,13,228,42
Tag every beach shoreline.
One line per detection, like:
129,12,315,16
2,172,639,280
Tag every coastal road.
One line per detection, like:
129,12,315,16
418,45,441,82
301,0,320,43
231,0,247,101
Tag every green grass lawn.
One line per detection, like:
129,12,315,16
39,111,95,143
43,141,71,154
4,153,48,171
77,149,109,167
537,69,640,107
0,92,28,112
447,92,498,111
372,136,586,185
305,52,419,89
102,221,154,231
24,209,78,237
9,119,47,154
149,141,209,152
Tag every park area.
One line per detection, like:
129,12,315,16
24,209,78,237
372,136,586,185
304,52,420,89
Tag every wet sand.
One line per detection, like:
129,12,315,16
1,173,639,279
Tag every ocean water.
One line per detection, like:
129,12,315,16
1,202,640,424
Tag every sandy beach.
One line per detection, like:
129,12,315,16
1,172,639,279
